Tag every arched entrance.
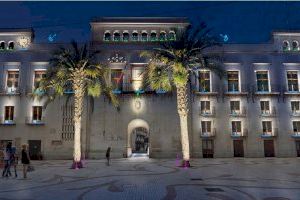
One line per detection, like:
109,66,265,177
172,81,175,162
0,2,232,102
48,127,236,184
127,119,150,157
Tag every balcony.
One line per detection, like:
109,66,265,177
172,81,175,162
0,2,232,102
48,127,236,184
0,86,21,95
290,110,300,117
260,107,277,117
0,118,16,126
261,128,278,138
200,128,216,138
253,84,280,96
224,84,249,96
231,128,248,138
291,132,300,138
200,107,216,117
25,117,45,125
230,107,247,117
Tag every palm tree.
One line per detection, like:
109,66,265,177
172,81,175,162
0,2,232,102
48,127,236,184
36,41,118,169
142,23,224,167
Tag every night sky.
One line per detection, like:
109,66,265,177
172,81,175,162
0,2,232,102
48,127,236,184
1,1,300,44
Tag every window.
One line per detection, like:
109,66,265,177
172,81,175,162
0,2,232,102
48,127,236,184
111,69,123,91
262,121,272,133
199,71,210,92
32,106,43,121
292,41,299,51
4,106,14,121
260,101,270,114
132,32,138,41
283,41,290,51
169,31,176,41
201,121,211,133
287,71,299,92
256,71,269,92
113,32,121,41
150,32,157,41
293,121,300,133
159,31,166,41
230,101,240,114
291,101,300,114
227,71,239,92
104,32,111,41
0,41,5,50
8,41,14,50
141,32,148,41
200,101,210,114
34,70,46,89
6,70,19,93
123,32,129,42
232,121,242,133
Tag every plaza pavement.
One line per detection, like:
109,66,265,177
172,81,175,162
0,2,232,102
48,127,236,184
0,157,299,200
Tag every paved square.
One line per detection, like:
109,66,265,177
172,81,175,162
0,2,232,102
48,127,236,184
0,158,300,200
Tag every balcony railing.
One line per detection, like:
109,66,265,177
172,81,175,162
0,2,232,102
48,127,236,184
291,132,300,138
260,106,277,117
200,107,216,117
0,85,21,95
261,128,278,138
0,118,16,125
25,117,45,125
231,128,248,138
230,107,247,117
200,128,216,138
291,110,300,117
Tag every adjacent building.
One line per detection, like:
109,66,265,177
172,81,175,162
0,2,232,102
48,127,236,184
0,18,300,159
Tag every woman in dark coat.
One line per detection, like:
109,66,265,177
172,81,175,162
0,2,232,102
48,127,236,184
21,144,30,179
106,147,111,166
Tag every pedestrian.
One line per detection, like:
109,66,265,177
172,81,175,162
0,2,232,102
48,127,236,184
21,144,30,179
106,147,111,166
2,142,12,177
10,146,18,178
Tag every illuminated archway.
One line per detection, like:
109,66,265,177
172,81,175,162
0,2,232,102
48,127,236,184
127,119,150,157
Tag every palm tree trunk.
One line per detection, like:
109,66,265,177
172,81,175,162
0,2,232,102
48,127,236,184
72,77,84,169
176,86,190,167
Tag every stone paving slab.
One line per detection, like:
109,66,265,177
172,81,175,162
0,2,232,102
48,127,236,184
0,158,299,200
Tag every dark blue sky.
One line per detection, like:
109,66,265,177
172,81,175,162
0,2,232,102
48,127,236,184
1,1,300,44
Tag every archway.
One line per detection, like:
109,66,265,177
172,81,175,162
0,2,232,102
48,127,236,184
127,119,149,157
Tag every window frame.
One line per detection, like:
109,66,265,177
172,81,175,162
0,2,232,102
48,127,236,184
227,70,240,92
199,70,211,92
286,70,299,92
255,70,270,92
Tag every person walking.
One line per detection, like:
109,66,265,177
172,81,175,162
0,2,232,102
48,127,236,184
106,147,111,166
2,142,12,177
10,146,18,178
21,144,30,179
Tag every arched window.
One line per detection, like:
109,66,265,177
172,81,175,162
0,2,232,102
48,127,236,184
104,32,111,41
283,40,290,51
132,32,138,41
8,41,14,50
159,31,166,41
0,41,5,50
292,40,299,51
150,32,157,41
123,32,129,42
169,31,176,41
141,32,148,41
113,32,121,41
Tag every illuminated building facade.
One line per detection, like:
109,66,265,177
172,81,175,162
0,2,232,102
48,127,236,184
0,18,300,159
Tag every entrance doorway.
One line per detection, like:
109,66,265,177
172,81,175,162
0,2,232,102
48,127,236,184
264,140,275,157
202,139,214,158
28,140,42,160
127,119,150,158
132,127,149,154
233,140,244,157
296,141,300,157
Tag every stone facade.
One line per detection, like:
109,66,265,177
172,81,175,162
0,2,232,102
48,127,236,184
0,18,300,160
